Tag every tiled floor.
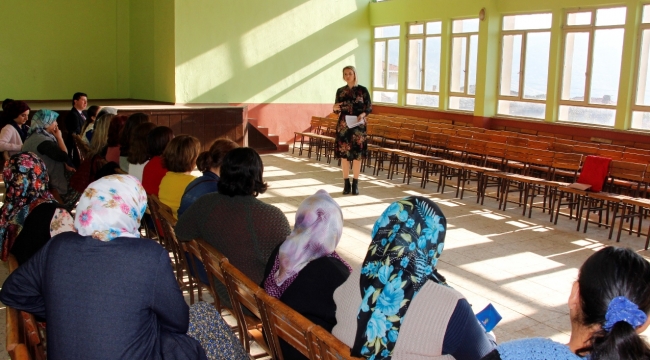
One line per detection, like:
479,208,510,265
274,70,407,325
258,151,650,345
1,150,649,358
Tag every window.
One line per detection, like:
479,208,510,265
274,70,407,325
497,13,552,119
373,25,400,104
559,7,626,126
632,5,650,130
406,21,442,108
449,18,479,111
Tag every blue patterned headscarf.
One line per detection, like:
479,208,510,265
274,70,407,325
352,196,447,360
27,109,59,142
74,174,147,241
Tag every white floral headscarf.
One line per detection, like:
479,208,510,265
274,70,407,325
74,175,147,241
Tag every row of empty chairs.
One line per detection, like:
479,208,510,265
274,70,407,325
294,114,650,249
146,195,362,360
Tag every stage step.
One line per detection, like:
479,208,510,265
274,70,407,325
247,118,287,153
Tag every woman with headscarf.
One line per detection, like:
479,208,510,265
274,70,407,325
0,100,30,155
21,109,80,208
261,189,352,359
0,152,74,264
332,196,495,360
0,175,207,360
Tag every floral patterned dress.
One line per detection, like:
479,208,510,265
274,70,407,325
334,84,372,161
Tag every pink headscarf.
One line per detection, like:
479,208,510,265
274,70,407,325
264,189,350,298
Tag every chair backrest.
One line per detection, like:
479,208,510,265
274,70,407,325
528,140,550,150
623,152,650,165
573,145,599,157
20,312,45,360
504,144,528,164
596,148,624,160
221,261,271,355
197,239,230,313
308,325,364,360
506,136,528,147
527,149,554,168
256,290,316,359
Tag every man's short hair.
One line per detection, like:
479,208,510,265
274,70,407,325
72,92,87,106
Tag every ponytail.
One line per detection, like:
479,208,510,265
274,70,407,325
587,323,650,360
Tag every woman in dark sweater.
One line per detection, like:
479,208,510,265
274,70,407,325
262,189,351,360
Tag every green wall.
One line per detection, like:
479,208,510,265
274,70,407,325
174,0,371,104
0,0,130,100
130,0,176,102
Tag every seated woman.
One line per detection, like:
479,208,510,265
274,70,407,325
175,147,291,306
0,152,74,265
482,246,650,360
177,138,238,217
0,100,30,155
142,126,174,196
21,109,80,209
105,115,126,164
158,135,200,217
332,196,496,360
80,105,101,144
262,189,351,360
127,122,157,182
0,175,207,360
70,113,122,193
119,113,150,172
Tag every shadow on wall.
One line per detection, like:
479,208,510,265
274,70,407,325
174,0,371,106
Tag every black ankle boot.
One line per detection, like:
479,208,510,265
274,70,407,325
352,179,359,195
343,178,351,195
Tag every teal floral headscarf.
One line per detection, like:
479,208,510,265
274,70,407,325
352,196,447,360
27,109,59,142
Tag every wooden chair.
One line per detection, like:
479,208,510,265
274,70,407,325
6,254,42,360
153,197,198,304
221,262,271,357
256,290,316,359
72,134,90,162
308,325,363,360
184,239,210,303
197,239,231,314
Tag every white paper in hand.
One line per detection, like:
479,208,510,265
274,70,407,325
345,115,364,129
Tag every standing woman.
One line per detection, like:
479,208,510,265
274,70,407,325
333,65,372,196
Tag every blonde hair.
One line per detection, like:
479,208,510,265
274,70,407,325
342,65,358,86
88,113,113,158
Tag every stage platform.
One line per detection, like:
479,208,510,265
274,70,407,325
2,99,288,151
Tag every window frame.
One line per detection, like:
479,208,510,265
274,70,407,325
405,20,442,108
448,18,480,112
557,7,627,125
631,4,650,130
372,24,401,104
496,13,552,119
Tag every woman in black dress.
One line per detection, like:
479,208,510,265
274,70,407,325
333,65,372,195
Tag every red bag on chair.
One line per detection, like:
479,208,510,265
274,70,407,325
576,155,612,192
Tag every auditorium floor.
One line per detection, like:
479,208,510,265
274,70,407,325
0,150,649,357
258,151,650,345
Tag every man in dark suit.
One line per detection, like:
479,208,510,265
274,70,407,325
64,92,88,167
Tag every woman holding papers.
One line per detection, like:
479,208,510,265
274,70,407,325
333,65,372,195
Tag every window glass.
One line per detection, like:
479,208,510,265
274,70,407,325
589,28,624,105
375,25,400,38
500,34,522,97
453,18,479,33
503,13,552,30
595,7,626,26
409,24,424,34
424,36,441,92
561,32,590,101
523,32,550,100
567,12,592,26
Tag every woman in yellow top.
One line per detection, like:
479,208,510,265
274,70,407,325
158,135,201,217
